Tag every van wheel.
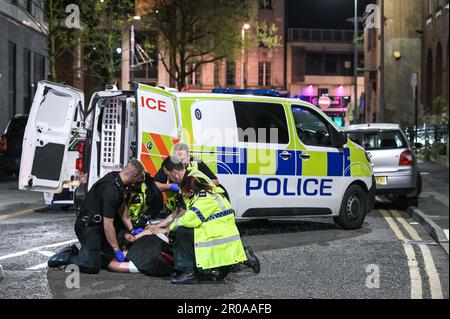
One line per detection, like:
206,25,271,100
334,185,367,230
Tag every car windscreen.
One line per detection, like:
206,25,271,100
346,130,408,150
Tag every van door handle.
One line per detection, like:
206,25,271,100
279,151,292,160
300,153,311,160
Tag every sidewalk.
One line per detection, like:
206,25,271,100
407,160,449,254
0,174,44,215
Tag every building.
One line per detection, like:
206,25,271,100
287,28,364,127
157,0,287,94
363,0,423,127
0,0,47,132
422,0,449,113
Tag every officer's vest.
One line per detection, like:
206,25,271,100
128,181,148,222
170,191,247,270
186,160,224,195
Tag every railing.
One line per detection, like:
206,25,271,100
288,28,363,43
405,124,449,146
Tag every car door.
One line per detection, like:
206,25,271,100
18,81,84,193
290,104,346,214
135,84,180,176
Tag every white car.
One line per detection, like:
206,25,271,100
343,123,422,206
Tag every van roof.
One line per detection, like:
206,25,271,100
173,92,313,105
343,123,401,131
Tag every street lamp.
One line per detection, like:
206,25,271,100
241,23,250,89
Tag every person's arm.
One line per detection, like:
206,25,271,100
169,207,203,232
155,182,173,192
104,217,121,252
121,205,134,233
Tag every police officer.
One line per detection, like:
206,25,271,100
73,159,145,274
169,175,247,284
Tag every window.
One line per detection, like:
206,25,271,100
305,53,322,75
291,105,334,147
234,101,289,144
226,61,236,86
187,64,201,86
346,130,407,150
324,54,338,74
214,62,221,86
33,53,46,97
8,42,16,116
23,49,31,113
258,62,271,87
259,0,272,9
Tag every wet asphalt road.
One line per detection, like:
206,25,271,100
0,200,448,299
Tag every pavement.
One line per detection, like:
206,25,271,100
406,161,449,254
0,173,44,215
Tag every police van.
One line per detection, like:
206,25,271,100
19,81,375,229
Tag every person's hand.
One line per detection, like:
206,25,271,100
115,250,126,262
131,228,144,235
169,184,180,192
124,233,136,243
146,223,162,231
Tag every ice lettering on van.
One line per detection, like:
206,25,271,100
140,96,167,112
245,177,333,197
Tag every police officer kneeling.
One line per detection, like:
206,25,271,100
73,159,144,274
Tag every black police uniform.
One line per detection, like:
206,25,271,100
73,171,127,274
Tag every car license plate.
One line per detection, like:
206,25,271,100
375,176,387,185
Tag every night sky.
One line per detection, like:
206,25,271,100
288,0,376,29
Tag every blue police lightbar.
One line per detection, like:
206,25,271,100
212,88,281,97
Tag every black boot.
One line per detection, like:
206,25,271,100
171,268,199,284
243,246,260,274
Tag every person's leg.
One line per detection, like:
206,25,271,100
171,227,195,271
72,223,102,274
171,227,198,284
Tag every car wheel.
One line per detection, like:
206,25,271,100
334,185,367,230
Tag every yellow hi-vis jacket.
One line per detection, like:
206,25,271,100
169,191,247,270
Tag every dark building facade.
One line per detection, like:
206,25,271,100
422,0,449,113
0,0,48,132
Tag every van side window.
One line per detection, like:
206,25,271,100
233,101,289,144
291,105,334,147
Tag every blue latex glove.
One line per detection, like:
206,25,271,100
115,250,125,262
131,228,144,236
169,184,180,192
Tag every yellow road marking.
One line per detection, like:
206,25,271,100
0,206,46,221
380,209,423,299
390,210,444,299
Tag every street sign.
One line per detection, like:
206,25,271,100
318,96,331,108
411,72,418,88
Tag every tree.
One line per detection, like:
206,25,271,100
14,0,77,81
80,0,135,85
149,0,260,90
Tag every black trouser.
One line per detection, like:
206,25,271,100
172,227,195,271
72,219,115,274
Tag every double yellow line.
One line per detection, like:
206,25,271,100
380,209,444,299
0,206,46,221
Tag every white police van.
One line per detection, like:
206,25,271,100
19,81,375,229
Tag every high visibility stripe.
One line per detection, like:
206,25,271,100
195,235,242,248
327,152,344,176
140,152,158,176
276,150,296,176
296,151,303,175
211,193,227,211
150,133,171,156
344,148,351,177
190,206,206,222
205,209,235,222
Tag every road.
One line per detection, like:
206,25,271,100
0,199,448,299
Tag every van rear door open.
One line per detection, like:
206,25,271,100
136,84,180,176
19,81,84,193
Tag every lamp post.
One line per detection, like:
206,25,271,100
241,23,250,89
353,0,359,124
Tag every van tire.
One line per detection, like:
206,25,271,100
334,185,367,230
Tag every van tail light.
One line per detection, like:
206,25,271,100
399,150,414,166
75,141,85,172
76,158,83,171
0,136,6,152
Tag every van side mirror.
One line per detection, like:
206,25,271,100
336,131,348,149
